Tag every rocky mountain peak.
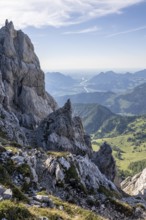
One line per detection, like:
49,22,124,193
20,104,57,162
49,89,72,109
0,20,57,128
5,19,15,35
36,99,92,156
63,98,72,113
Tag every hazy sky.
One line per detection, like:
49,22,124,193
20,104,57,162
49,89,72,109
0,0,146,71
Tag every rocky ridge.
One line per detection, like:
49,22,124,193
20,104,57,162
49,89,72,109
36,99,92,156
0,20,146,220
0,20,57,142
121,168,146,198
0,141,145,220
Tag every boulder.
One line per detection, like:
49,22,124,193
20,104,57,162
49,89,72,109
3,189,13,200
0,185,12,200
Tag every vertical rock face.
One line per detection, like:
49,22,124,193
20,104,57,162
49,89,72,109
0,20,57,127
92,142,116,181
36,99,92,156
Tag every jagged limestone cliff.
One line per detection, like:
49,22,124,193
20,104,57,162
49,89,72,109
0,20,57,124
36,99,92,156
0,20,57,145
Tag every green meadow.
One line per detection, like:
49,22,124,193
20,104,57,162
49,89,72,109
92,116,146,176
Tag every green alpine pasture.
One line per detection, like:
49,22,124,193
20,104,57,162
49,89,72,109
92,115,146,176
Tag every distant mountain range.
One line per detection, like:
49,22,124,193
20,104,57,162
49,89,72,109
45,69,146,98
57,91,115,106
73,103,137,135
109,82,146,115
56,82,146,115
87,69,146,92
45,72,78,96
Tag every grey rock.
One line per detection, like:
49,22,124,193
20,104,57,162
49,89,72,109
0,185,5,195
3,189,13,200
58,157,70,170
92,142,116,181
34,195,54,208
40,153,119,195
11,155,24,165
36,99,92,156
39,217,49,220
121,168,146,198
0,105,28,145
18,86,54,123
22,151,38,183
34,195,51,202
55,164,65,181
0,20,58,145
59,205,64,210
0,71,5,104
24,177,31,184
30,200,41,206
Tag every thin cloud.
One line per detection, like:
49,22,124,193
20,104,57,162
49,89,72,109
106,25,146,38
0,0,145,28
63,26,100,35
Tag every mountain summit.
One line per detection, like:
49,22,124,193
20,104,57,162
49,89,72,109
0,20,57,124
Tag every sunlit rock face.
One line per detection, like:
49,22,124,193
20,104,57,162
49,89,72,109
0,20,57,127
36,99,92,156
121,168,146,198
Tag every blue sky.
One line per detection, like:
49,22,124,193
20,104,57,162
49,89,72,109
0,0,146,72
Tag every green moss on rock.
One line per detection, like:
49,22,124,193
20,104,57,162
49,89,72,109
9,183,29,203
17,164,32,178
0,129,7,139
0,165,11,184
48,195,104,220
47,151,69,158
65,164,79,181
108,198,133,217
5,159,17,175
98,185,120,199
0,165,29,203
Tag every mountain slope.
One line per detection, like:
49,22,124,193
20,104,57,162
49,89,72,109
92,115,146,177
45,72,77,96
73,103,115,134
57,82,146,115
111,82,146,115
56,91,116,107
88,69,146,92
